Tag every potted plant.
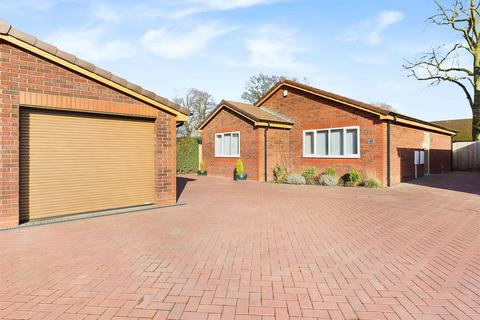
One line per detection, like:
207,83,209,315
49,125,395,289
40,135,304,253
234,159,247,181
197,160,207,176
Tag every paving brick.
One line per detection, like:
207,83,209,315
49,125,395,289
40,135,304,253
0,173,479,320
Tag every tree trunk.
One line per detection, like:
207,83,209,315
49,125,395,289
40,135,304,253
473,101,480,141
474,51,480,141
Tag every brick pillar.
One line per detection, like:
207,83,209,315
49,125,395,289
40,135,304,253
0,94,20,228
154,112,177,206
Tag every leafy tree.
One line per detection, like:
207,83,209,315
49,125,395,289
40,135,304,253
241,74,308,104
175,88,216,137
403,0,480,140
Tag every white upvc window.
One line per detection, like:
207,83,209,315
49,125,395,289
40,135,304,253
215,132,240,157
303,126,360,158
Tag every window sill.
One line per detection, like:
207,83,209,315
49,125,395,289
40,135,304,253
215,156,241,158
303,155,361,159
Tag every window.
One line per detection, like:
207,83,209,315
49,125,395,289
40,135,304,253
303,126,360,158
215,132,240,157
415,150,425,165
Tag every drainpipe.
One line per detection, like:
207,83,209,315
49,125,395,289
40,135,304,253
264,125,269,182
387,120,391,187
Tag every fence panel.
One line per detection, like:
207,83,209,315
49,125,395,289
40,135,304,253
453,141,480,171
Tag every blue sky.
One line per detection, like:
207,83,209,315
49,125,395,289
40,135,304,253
0,0,472,121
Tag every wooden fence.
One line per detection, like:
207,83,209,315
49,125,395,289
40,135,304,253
453,141,480,171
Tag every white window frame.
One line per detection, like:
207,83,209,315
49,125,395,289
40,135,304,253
215,131,241,158
303,126,361,159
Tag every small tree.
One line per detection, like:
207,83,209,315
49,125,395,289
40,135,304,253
403,0,480,141
175,88,216,137
241,74,308,104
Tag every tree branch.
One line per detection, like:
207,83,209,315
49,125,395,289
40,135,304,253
428,0,477,51
405,63,474,107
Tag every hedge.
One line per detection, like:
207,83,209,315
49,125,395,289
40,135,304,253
176,137,200,173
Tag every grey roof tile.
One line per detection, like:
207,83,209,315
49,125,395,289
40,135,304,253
0,20,12,34
8,27,36,45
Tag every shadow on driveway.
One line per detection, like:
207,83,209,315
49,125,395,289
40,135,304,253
176,176,197,201
404,171,480,195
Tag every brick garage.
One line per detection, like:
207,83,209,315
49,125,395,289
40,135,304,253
0,21,189,228
199,80,455,185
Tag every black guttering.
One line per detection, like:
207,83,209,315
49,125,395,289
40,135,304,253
387,120,392,187
264,127,268,182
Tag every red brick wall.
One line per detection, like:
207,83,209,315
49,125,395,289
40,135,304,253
261,86,387,183
257,128,291,182
0,41,177,227
201,108,261,181
390,123,452,185
155,112,177,205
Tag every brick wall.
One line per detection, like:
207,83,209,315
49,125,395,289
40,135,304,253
257,128,291,182
155,112,177,205
0,41,177,227
390,123,452,185
201,108,261,181
261,86,387,183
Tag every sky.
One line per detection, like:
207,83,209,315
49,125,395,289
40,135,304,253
0,0,473,121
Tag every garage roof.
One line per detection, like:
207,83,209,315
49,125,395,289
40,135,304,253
0,20,190,120
197,100,293,130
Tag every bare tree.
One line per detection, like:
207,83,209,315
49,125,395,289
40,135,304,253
241,74,308,104
371,102,397,112
175,88,216,137
403,0,479,140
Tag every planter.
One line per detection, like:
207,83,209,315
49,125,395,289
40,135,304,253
234,173,247,181
197,170,207,176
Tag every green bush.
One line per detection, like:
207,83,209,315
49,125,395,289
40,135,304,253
285,173,306,185
176,137,199,173
345,180,357,187
348,168,362,185
273,164,287,183
364,178,381,188
301,167,318,185
325,167,336,177
236,159,245,174
317,174,338,186
198,160,206,172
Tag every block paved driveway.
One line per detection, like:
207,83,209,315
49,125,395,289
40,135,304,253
1,172,480,320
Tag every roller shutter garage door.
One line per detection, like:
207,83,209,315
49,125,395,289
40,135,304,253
20,108,156,221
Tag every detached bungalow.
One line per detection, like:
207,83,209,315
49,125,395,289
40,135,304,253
0,21,190,228
198,80,455,185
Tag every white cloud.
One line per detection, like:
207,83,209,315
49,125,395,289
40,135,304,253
92,4,121,22
0,0,69,11
140,24,232,59
338,10,404,46
170,0,286,19
244,26,310,72
46,27,136,62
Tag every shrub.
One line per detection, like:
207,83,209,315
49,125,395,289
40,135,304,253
176,137,199,173
285,173,306,185
345,181,357,187
364,177,381,188
302,167,318,185
236,159,245,174
324,167,336,177
273,164,287,183
317,173,338,186
348,168,362,184
199,160,206,172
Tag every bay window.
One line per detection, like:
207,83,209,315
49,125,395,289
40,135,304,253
303,126,360,158
215,132,240,157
